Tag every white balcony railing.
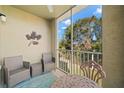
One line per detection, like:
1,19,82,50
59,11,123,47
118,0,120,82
57,49,102,75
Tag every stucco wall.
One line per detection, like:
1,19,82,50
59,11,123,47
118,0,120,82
103,5,124,87
50,19,56,57
0,6,52,64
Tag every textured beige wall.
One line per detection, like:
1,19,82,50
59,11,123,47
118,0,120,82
0,6,1,65
103,5,124,87
0,6,52,64
50,19,56,57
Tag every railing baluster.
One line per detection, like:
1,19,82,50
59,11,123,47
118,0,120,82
75,52,76,75
74,52,75,75
60,51,61,69
79,52,81,76
75,52,77,75
97,54,99,64
73,52,75,75
69,50,70,73
64,51,66,72
66,51,68,73
92,53,94,61
67,50,69,73
84,53,85,63
58,52,59,69
62,50,64,71
65,51,66,71
74,52,76,74
70,51,72,74
64,50,66,72
76,51,78,75
57,49,102,75
88,52,89,62
69,51,71,74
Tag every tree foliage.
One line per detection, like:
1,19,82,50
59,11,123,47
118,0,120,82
59,16,102,52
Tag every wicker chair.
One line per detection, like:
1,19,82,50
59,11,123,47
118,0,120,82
3,56,30,87
42,53,55,73
80,61,106,85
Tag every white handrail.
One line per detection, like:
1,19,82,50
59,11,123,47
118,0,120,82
57,49,102,75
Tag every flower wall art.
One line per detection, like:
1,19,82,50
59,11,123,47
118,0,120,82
25,31,42,46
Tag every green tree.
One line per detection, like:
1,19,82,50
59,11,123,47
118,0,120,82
59,16,102,52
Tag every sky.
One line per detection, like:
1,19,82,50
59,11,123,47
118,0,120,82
58,5,102,41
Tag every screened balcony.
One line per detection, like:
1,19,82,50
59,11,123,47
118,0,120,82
0,5,124,88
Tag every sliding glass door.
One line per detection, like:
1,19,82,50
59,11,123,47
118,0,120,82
56,5,102,74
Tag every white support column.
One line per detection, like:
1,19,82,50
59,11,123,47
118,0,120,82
55,19,59,69
71,9,74,75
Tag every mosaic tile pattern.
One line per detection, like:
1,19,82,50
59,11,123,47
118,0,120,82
15,72,57,88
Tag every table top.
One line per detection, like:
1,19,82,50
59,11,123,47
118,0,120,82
51,75,100,88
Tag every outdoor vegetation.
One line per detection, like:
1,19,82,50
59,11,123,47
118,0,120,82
59,16,102,52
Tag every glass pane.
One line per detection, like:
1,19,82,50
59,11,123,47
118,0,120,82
57,10,71,50
72,5,102,52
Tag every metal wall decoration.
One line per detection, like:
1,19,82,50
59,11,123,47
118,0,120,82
26,31,42,46
0,13,7,22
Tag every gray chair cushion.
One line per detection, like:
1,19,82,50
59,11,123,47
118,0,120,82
9,68,28,75
30,63,42,77
42,53,55,73
4,56,23,71
9,69,30,87
44,62,55,72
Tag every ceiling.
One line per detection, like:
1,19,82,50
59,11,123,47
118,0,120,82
12,5,72,20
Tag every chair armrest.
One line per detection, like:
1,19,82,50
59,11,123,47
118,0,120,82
52,57,55,63
23,61,30,69
2,66,9,85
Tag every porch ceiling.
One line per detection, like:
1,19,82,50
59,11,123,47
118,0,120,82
12,5,72,20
